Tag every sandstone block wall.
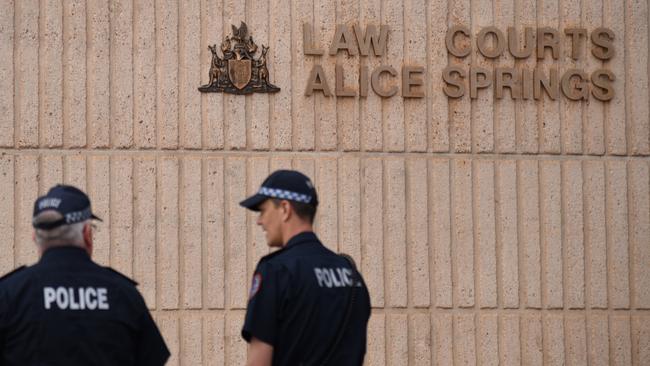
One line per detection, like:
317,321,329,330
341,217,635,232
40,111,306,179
0,0,649,364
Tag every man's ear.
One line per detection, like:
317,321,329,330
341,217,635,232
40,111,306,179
280,200,292,222
82,223,94,257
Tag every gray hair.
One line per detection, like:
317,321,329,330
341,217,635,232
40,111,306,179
33,211,86,247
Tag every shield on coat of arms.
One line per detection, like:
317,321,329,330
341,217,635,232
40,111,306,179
228,59,252,89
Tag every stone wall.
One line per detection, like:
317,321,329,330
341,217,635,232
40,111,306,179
0,0,649,364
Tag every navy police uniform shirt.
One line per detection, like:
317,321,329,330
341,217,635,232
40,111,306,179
0,246,170,366
242,231,371,366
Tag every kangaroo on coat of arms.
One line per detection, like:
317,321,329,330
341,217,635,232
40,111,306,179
199,22,280,94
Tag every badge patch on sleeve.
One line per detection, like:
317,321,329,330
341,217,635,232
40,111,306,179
249,273,262,299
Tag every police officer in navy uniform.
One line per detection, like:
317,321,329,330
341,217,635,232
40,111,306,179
0,185,170,365
240,170,371,366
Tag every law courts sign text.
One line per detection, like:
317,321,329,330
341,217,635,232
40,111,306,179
302,23,616,101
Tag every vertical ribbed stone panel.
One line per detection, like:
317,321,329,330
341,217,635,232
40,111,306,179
40,0,63,148
588,314,610,366
315,158,338,251
478,314,498,366
515,0,538,154
454,314,476,366
583,0,605,155
382,0,405,152
522,315,543,366
339,157,361,260
544,315,565,366
181,157,203,309
584,161,608,308
110,157,133,277
200,0,224,150
471,0,494,153
404,0,427,152
290,0,314,151
611,315,632,365
109,0,134,148
406,158,430,307
387,314,408,365
248,1,270,151
0,155,14,272
519,160,541,308
205,158,225,309
337,0,360,152
248,157,270,278
427,0,449,152
223,0,246,150
629,161,650,308
626,0,650,155
496,160,519,308
204,314,225,365
366,314,385,366
40,156,63,194
385,158,407,308
179,0,202,150
225,312,246,365
493,0,515,153
538,0,561,155
410,314,431,366
433,314,453,366
448,0,471,153
541,149,563,310
181,316,202,365
565,315,588,365
359,0,382,152
225,158,248,309
156,0,179,149
88,156,110,266
431,159,452,308
452,159,474,308
158,157,180,310
501,315,521,366
361,158,384,307
606,161,630,308
15,0,39,148
605,0,627,155
268,0,291,150
86,0,110,148
63,155,86,189
475,160,497,308
62,0,86,148
134,0,157,149
158,315,179,366
0,0,13,147
133,157,157,308
563,161,585,309
632,316,650,366
560,0,583,155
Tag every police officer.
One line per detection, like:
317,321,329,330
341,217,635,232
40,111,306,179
240,170,371,366
0,185,170,365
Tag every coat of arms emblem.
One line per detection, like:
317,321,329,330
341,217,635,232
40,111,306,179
199,22,280,94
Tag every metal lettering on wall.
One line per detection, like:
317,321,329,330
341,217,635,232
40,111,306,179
442,25,616,101
199,22,280,95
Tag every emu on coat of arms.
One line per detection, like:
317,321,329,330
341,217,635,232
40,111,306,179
199,22,280,94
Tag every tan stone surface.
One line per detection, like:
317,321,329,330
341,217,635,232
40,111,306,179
1,0,649,364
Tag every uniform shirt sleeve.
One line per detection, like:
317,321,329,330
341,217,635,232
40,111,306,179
135,304,171,365
0,287,6,366
241,261,287,346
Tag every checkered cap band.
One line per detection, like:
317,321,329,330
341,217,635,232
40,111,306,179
259,186,312,204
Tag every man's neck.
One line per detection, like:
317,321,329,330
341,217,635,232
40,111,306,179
281,222,314,246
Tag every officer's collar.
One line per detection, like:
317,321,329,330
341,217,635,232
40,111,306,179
39,245,91,263
284,231,319,249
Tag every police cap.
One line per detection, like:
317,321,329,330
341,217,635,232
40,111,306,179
33,184,102,230
240,170,319,211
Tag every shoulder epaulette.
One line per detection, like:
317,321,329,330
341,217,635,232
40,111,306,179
0,265,26,282
104,266,139,286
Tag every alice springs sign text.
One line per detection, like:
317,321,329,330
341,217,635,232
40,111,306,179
303,23,616,101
